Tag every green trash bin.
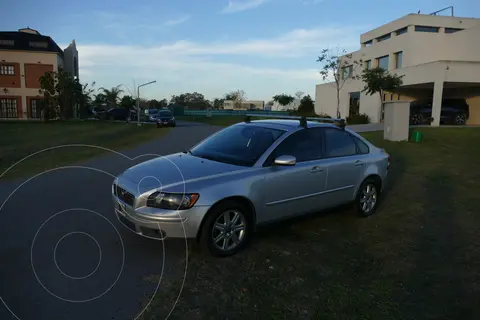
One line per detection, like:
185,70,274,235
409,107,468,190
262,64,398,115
411,130,423,143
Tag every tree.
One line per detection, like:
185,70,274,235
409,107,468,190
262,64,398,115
120,95,136,109
265,100,274,110
170,92,210,109
99,85,123,108
39,70,88,121
361,67,404,120
273,94,295,109
295,91,305,100
317,47,362,118
213,98,224,109
297,95,315,115
225,90,246,109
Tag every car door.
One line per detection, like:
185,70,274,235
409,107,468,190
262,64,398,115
321,128,367,208
260,128,328,223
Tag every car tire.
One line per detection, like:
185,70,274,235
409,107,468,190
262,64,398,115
355,178,380,217
454,113,467,125
199,200,253,257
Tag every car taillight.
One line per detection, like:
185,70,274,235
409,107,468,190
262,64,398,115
387,154,391,170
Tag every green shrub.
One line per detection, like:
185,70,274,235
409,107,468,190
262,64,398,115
346,113,370,124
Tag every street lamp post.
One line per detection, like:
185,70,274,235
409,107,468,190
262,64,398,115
136,80,156,126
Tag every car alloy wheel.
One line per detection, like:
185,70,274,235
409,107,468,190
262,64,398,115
454,114,466,125
360,183,377,215
211,209,247,252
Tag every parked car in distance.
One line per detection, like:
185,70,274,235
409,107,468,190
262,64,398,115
106,108,137,121
112,115,390,257
410,98,469,125
147,109,159,122
155,109,176,127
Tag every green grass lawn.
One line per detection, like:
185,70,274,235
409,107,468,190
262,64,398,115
141,127,480,320
0,121,170,179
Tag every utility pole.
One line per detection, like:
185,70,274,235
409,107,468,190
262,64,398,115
136,80,156,126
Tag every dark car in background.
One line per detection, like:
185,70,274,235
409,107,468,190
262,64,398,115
156,109,176,127
410,98,469,125
105,108,137,121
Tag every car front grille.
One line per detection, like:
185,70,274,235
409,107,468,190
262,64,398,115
114,184,135,207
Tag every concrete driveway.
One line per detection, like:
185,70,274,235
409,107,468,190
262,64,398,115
0,120,382,320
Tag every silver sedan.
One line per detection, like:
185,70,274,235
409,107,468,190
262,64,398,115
112,115,390,256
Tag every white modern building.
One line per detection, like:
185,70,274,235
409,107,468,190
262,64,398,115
315,12,480,126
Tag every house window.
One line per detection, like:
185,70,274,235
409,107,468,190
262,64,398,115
0,39,14,46
394,51,403,69
364,40,373,47
395,27,408,36
376,55,389,70
342,65,353,79
0,64,15,75
30,99,42,119
445,28,463,34
29,41,48,48
0,98,18,118
414,25,439,33
365,60,372,70
376,33,391,42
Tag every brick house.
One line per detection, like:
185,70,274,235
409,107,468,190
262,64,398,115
0,27,79,120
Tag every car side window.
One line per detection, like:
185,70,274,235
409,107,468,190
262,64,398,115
353,136,370,154
265,128,322,166
324,128,357,158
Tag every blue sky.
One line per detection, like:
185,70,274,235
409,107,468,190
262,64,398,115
1,0,478,101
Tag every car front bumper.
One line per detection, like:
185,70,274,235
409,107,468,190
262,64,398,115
156,119,175,126
112,195,209,239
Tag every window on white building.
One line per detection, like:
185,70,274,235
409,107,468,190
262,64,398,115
394,51,403,69
342,65,353,80
414,25,439,33
395,27,408,36
376,55,389,70
365,60,372,70
376,33,391,42
445,27,463,34
364,40,373,47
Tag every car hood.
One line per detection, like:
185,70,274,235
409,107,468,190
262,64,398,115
119,153,246,191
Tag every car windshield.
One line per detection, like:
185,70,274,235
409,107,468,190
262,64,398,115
158,110,172,117
148,109,159,114
190,124,285,167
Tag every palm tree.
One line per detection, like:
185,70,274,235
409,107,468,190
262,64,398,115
99,85,123,108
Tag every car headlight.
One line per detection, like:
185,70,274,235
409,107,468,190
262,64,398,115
146,192,199,210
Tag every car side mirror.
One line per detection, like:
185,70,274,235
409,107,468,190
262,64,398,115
274,155,296,166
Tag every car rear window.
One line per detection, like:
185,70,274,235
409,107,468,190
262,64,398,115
324,128,357,158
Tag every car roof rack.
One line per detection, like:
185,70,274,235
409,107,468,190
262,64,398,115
244,114,346,129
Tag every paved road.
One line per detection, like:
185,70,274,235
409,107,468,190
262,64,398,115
0,121,222,320
0,120,383,320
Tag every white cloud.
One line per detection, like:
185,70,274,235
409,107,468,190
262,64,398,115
221,0,268,14
72,25,365,100
163,15,191,27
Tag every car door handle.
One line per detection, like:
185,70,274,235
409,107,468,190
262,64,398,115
311,166,324,173
353,160,364,166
